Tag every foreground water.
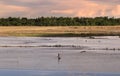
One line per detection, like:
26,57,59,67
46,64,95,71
0,36,120,76
0,70,120,76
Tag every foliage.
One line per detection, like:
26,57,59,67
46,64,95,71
0,17,120,26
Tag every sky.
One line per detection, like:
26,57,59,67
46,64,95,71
0,0,120,18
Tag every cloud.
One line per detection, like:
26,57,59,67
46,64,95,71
90,0,120,5
0,4,29,17
0,0,120,17
111,5,120,16
51,10,74,14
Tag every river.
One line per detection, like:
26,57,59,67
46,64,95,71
0,36,120,76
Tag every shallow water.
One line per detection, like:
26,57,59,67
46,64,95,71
0,36,120,75
0,36,120,48
0,70,120,76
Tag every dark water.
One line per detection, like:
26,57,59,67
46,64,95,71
0,70,120,76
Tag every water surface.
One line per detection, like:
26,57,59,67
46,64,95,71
0,36,120,75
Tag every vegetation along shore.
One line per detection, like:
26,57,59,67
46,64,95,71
0,26,120,37
0,17,120,26
0,16,120,37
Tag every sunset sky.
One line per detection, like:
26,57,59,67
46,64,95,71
0,0,120,18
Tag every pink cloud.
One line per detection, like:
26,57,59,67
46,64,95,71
0,3,29,17
0,0,120,17
112,5,120,16
51,9,74,14
51,0,119,17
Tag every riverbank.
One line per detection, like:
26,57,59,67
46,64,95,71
0,26,120,37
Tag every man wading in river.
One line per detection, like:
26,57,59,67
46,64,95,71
58,53,61,61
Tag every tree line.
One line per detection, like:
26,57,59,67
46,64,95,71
0,17,120,26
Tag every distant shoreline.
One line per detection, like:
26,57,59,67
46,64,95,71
0,26,120,37
0,17,120,26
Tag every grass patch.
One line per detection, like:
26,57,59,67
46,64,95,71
0,26,120,37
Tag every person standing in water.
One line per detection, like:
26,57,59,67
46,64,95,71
58,53,61,60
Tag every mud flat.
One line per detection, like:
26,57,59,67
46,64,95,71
0,36,120,74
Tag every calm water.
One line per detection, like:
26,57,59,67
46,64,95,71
0,70,120,76
0,36,120,76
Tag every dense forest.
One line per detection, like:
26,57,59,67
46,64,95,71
0,17,120,26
